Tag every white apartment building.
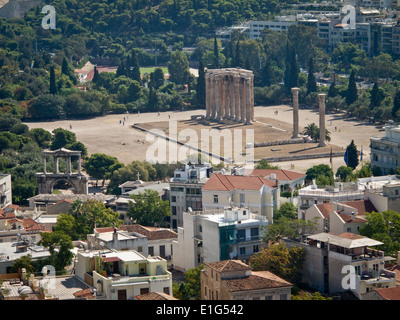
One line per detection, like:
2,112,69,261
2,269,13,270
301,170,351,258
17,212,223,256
169,163,213,230
370,125,400,174
285,233,396,299
0,174,12,209
75,249,172,300
173,206,268,272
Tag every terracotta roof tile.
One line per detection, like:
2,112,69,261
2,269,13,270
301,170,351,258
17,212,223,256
203,173,276,191
374,286,400,300
340,199,377,215
338,213,367,224
134,292,178,300
315,203,333,219
206,260,252,272
73,288,94,299
225,272,292,292
247,169,306,181
119,224,177,240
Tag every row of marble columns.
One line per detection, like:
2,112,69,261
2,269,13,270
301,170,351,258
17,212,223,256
291,87,327,147
205,69,254,124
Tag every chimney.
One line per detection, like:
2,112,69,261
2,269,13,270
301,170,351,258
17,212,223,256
113,228,118,243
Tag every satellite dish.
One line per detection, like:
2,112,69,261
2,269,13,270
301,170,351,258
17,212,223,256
188,207,193,212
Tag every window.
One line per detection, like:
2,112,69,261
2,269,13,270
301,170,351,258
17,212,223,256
280,294,288,300
171,196,177,202
213,195,218,203
239,247,246,255
137,246,143,252
149,246,154,256
253,245,259,253
163,287,170,295
253,297,260,300
240,193,245,203
171,206,177,215
265,295,273,300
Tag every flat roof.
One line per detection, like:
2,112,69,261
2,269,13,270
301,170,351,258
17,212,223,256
307,233,383,249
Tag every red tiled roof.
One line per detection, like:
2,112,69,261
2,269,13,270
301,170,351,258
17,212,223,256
0,211,16,220
339,199,377,215
23,219,45,231
119,224,177,240
134,292,178,300
338,213,367,224
315,203,333,219
94,227,116,233
247,169,306,181
374,286,400,300
335,232,365,240
202,173,276,191
225,271,292,292
206,260,252,272
73,288,94,299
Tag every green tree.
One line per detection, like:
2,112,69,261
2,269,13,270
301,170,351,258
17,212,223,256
30,94,66,119
196,60,206,107
306,164,334,184
85,153,123,186
336,165,354,181
249,243,305,284
254,159,279,169
370,82,383,109
10,254,35,273
126,189,170,226
39,231,74,272
127,51,141,83
172,264,203,300
29,128,52,148
346,70,358,106
306,58,317,95
168,50,190,85
392,89,400,120
327,81,338,98
345,139,359,170
274,202,297,221
359,210,400,257
49,65,57,95
213,36,219,68
50,128,76,150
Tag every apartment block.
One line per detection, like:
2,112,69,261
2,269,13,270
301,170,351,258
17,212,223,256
201,260,292,300
0,174,12,209
370,125,400,174
169,163,213,230
285,232,396,299
173,206,268,272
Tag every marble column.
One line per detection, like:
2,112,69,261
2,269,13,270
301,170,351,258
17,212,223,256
205,73,211,119
54,156,59,174
318,93,327,147
245,78,252,124
223,76,229,119
291,87,300,138
43,156,47,174
216,76,223,121
229,75,235,120
250,76,255,122
234,75,240,122
240,78,246,123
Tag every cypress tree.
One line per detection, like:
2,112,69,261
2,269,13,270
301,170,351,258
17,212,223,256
213,36,219,69
116,60,126,78
289,47,299,89
369,82,382,109
261,58,272,87
392,89,400,120
92,66,99,83
196,60,206,107
346,140,359,170
346,70,358,106
328,81,338,98
128,51,141,83
307,58,317,95
284,41,291,90
233,40,241,68
49,65,57,95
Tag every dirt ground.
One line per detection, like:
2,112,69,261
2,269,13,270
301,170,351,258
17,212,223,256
24,105,384,173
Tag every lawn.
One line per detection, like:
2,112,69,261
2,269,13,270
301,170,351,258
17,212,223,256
140,66,168,75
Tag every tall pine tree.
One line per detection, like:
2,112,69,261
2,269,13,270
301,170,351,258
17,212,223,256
345,140,359,170
369,82,382,109
392,89,400,120
307,58,317,95
49,65,57,95
196,60,206,107
127,51,141,83
327,81,338,98
346,70,358,106
213,36,219,69
233,40,241,68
